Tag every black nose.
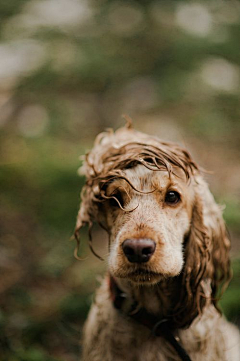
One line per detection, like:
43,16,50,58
122,238,156,263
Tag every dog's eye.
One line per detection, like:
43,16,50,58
109,191,124,208
165,191,180,205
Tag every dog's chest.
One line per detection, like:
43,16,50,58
108,314,174,361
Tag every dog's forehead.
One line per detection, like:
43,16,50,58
122,165,188,191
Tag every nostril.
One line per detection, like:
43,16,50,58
124,246,134,256
142,246,155,256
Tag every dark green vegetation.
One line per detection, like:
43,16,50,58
0,0,239,360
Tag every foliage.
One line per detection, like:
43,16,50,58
0,0,239,359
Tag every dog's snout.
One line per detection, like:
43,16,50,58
122,238,156,263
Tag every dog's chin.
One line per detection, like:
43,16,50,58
111,266,182,285
127,272,163,285
113,270,169,285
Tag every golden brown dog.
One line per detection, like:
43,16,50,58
75,122,240,361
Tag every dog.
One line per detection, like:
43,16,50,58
75,120,240,361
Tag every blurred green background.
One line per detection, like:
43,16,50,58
0,0,240,360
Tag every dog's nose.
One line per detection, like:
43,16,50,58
122,238,156,263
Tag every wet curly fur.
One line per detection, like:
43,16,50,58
75,121,240,360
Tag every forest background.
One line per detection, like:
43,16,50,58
0,0,240,360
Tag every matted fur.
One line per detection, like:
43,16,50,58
75,123,240,360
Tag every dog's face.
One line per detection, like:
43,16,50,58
100,165,195,285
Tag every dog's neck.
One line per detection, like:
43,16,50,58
113,276,179,318
109,275,194,361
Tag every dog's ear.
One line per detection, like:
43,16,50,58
174,176,231,328
75,186,92,233
74,183,103,259
189,177,230,292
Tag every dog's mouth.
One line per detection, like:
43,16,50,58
124,268,164,284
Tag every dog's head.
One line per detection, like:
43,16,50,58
75,123,231,327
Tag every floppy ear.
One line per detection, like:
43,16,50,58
75,186,92,233
173,175,231,329
193,177,231,297
74,182,103,260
